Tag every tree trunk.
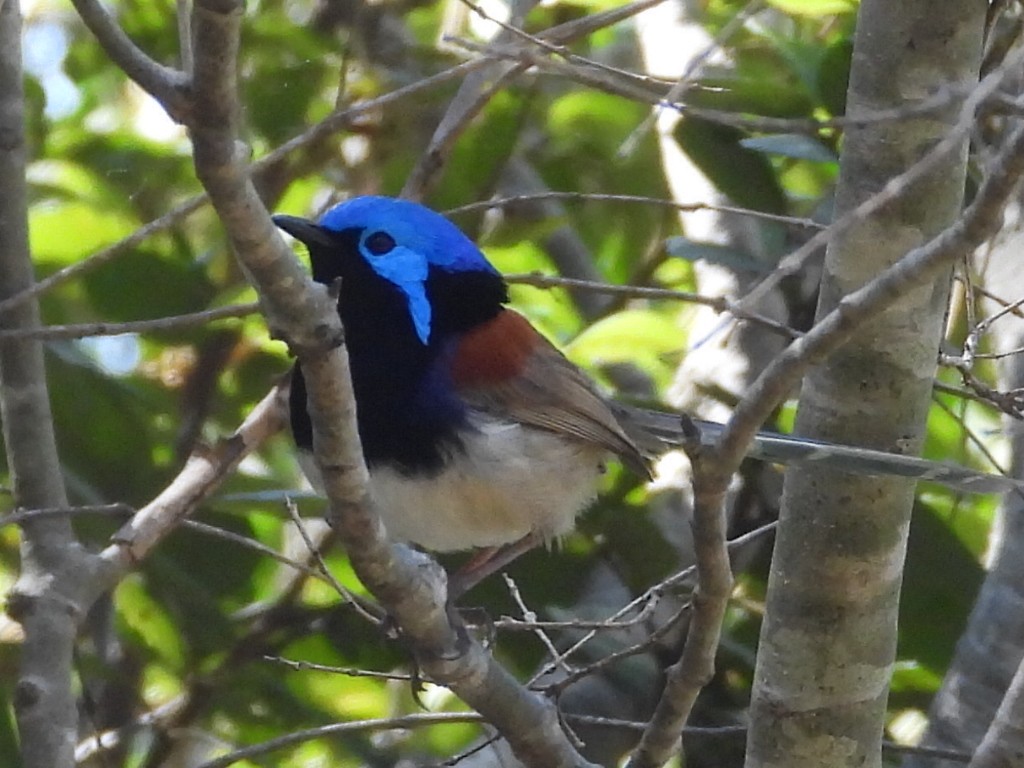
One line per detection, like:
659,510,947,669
745,2,986,767
1,2,84,766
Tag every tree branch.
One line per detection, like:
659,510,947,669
0,302,259,341
69,0,191,121
630,9,1019,766
181,1,598,764
0,4,107,766
96,385,288,573
718,112,1024,479
626,434,733,768
965,649,1024,768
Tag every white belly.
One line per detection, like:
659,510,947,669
299,419,606,552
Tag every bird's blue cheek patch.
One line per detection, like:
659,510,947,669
363,245,432,344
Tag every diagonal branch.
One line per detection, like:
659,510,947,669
628,44,1024,768
69,0,191,121
401,0,670,199
968,651,1024,768
180,1,598,765
718,118,1024,477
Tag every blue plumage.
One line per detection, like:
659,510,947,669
274,197,514,478
315,196,501,345
318,196,498,273
274,196,645,589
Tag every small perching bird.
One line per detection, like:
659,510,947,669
274,196,1023,595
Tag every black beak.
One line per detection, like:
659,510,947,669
272,214,336,248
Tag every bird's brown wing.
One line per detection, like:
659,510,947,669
450,310,651,478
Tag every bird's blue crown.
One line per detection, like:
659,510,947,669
318,196,498,274
317,196,500,345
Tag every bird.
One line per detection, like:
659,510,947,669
273,196,1024,595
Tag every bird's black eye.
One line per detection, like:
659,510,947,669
364,231,396,256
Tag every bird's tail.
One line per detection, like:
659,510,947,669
617,405,1022,496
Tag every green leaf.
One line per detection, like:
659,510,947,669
29,158,123,208
82,246,217,322
897,503,984,680
115,575,186,669
46,347,165,502
688,72,815,118
0,678,20,762
767,0,858,16
740,133,838,163
674,118,788,213
30,200,136,266
565,309,680,379
430,90,527,221
665,237,771,273
816,38,854,115
243,17,337,144
547,91,642,156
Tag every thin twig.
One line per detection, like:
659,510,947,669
282,497,384,625
529,522,777,685
507,272,801,340
503,574,574,676
179,519,329,581
194,712,487,768
0,503,134,527
542,604,692,696
938,353,1024,418
930,395,1013,482
619,0,765,157
264,655,414,681
448,192,825,230
0,303,259,341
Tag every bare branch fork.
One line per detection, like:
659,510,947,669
627,63,1024,768
733,43,1024,314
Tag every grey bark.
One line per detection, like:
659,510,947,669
0,2,101,766
745,2,986,767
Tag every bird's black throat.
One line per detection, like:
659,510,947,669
289,230,508,476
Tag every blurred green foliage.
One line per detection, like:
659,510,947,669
0,0,999,765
